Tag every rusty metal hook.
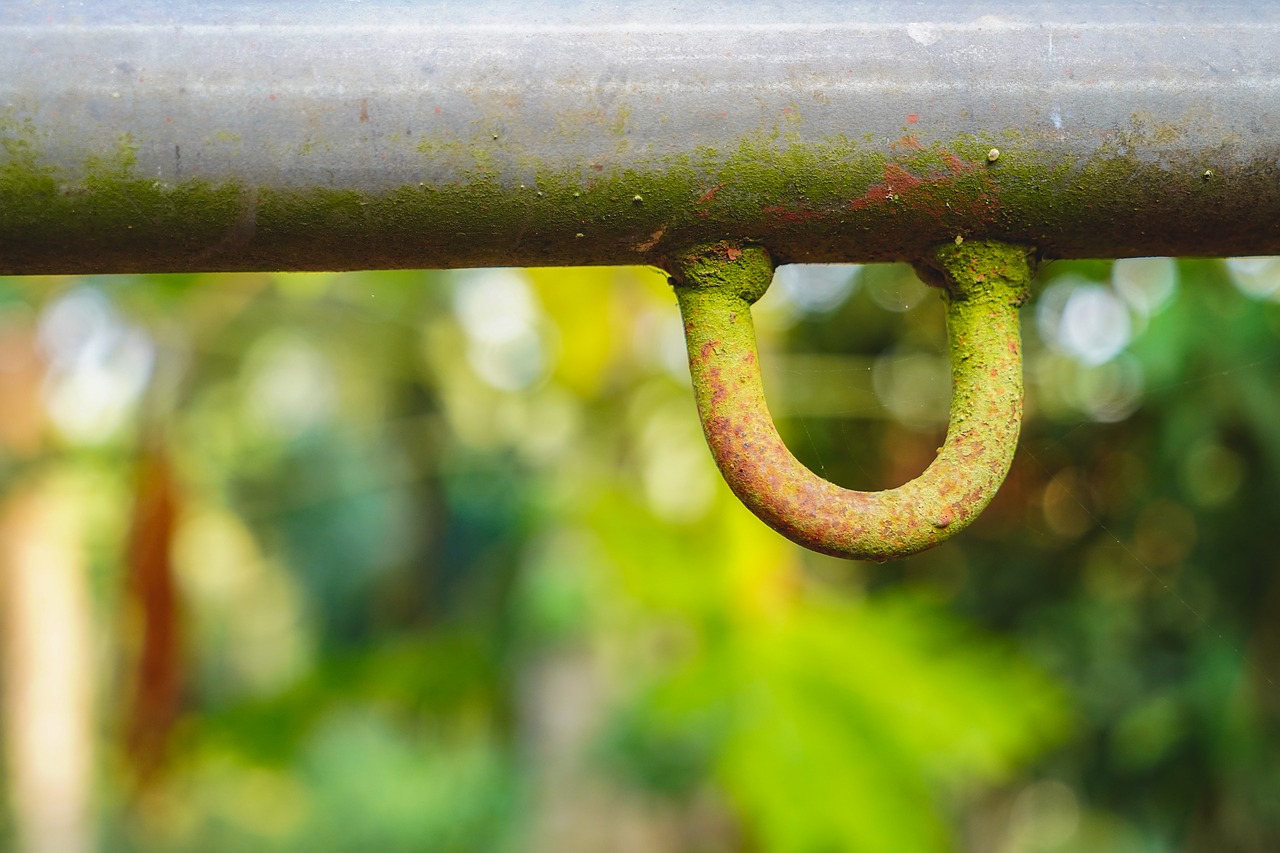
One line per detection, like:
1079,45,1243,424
669,239,1035,561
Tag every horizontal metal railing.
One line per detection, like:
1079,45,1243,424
2,0,1279,274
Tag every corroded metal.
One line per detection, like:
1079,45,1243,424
671,240,1033,561
3,1,1280,274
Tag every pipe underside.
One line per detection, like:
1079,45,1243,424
2,0,1279,274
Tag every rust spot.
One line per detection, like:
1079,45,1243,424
848,152,996,226
942,152,969,173
697,182,727,205
907,113,920,124
849,164,923,210
359,99,370,123
762,204,821,223
632,227,666,252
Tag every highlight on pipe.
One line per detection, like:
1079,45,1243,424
668,238,1036,561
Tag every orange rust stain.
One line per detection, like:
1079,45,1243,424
847,148,993,221
762,204,821,222
942,151,973,174
907,113,920,124
849,164,923,210
697,182,727,204
892,135,924,151
359,99,369,123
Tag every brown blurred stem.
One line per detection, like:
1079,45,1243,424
124,439,183,790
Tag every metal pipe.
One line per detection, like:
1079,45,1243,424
3,1,1279,274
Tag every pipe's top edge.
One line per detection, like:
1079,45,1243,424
6,0,1280,29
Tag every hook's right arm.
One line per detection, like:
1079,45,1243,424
670,240,1034,561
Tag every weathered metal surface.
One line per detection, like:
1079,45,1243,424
2,1,1279,274
672,240,1031,561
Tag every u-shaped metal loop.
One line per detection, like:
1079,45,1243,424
669,240,1035,561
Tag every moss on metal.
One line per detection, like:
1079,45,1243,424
670,239,1034,562
1,103,1276,273
0,118,247,269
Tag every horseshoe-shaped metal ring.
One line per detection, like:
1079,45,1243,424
669,239,1035,561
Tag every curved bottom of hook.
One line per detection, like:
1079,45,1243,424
670,240,1035,561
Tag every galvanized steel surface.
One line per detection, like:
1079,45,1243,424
2,1,1279,273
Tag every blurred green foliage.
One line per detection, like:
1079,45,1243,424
0,255,1278,852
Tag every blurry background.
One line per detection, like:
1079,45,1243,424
0,255,1276,852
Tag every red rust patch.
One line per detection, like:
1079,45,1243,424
847,150,997,226
697,183,727,205
762,204,821,223
849,164,924,210
942,152,969,173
